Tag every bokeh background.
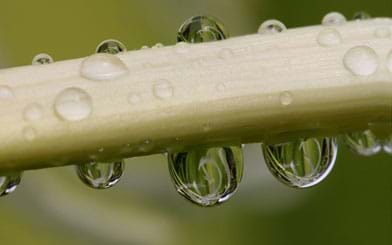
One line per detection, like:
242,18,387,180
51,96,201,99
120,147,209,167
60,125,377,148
0,0,391,244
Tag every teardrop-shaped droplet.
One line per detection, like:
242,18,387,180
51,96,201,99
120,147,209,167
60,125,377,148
177,15,228,43
262,137,338,188
343,130,381,156
0,172,22,196
76,161,124,189
322,12,347,26
32,53,53,65
168,146,243,207
80,53,129,81
352,11,371,20
383,134,392,155
258,19,287,35
96,39,127,54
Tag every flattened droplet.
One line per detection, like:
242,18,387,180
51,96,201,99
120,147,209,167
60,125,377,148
317,28,342,47
54,87,92,121
80,53,129,81
0,85,14,99
343,46,378,76
23,103,44,122
153,79,174,99
168,146,243,206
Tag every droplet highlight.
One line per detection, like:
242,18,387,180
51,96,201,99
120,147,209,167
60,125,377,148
76,161,124,189
54,87,92,121
96,39,127,54
262,137,338,188
32,53,53,65
23,103,44,122
317,28,342,47
153,79,174,99
258,19,287,34
343,130,381,156
343,46,378,76
80,53,129,81
0,173,21,196
0,85,14,99
168,146,243,207
322,12,347,26
177,15,228,43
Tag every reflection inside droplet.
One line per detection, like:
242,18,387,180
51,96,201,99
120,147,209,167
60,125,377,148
76,161,124,189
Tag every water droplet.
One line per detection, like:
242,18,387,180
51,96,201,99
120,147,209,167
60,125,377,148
343,130,381,156
352,11,371,20
343,46,378,76
80,53,129,81
98,147,104,153
0,173,21,196
322,12,347,26
54,87,92,121
23,126,37,141
383,134,392,155
177,15,228,43
216,83,226,92
280,91,293,106
128,93,142,104
218,48,234,59
168,146,243,206
23,103,44,122
76,161,124,189
152,43,164,49
174,42,190,54
141,45,149,50
387,50,392,73
96,39,127,54
0,85,14,99
262,137,338,188
374,27,391,38
317,28,342,47
258,19,286,34
153,79,174,99
32,53,53,65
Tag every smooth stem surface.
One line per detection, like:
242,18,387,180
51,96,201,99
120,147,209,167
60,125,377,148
0,18,391,172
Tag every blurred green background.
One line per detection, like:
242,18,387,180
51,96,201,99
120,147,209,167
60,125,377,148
0,0,391,244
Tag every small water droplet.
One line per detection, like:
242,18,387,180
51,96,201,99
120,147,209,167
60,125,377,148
218,48,234,59
387,50,392,73
152,43,164,49
141,45,149,50
0,173,21,196
153,79,174,99
177,15,228,43
317,28,342,47
258,19,286,34
352,11,371,20
32,53,53,65
216,83,226,92
343,130,381,156
98,147,104,153
374,27,391,38
174,42,190,54
96,39,127,54
383,134,392,155
80,53,129,81
0,85,14,99
343,46,378,76
23,103,44,122
76,161,124,189
54,87,92,121
168,146,243,206
23,126,37,141
262,137,338,188
322,12,347,26
280,91,293,106
128,93,142,104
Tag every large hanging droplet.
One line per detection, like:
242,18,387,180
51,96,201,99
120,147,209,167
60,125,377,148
262,137,338,188
0,173,21,196
383,134,392,155
343,130,381,156
96,39,127,54
76,161,124,189
168,146,243,207
177,15,228,43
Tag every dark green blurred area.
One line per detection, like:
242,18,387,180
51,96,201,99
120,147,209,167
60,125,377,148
0,0,391,244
